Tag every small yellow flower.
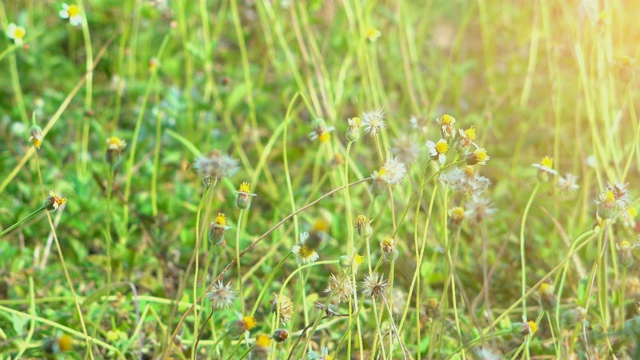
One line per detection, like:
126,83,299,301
528,321,538,335
426,139,449,164
7,23,26,45
44,191,67,211
255,334,271,348
215,213,227,227
29,125,43,149
532,156,557,182
449,206,465,225
243,315,257,331
60,3,83,26
236,182,256,209
365,27,381,42
466,148,489,166
354,253,364,266
463,126,476,140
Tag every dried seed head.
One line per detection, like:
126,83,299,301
361,273,387,299
325,273,354,303
271,293,294,324
193,150,238,186
206,281,236,309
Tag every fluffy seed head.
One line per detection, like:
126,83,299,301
361,273,388,299
206,281,236,309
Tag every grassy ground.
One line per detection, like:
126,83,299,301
1,0,639,359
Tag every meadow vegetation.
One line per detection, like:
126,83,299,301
1,0,640,359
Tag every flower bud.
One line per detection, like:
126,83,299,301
355,215,373,239
29,125,43,149
208,213,231,245
106,137,127,167
236,182,256,210
272,329,289,343
43,191,67,211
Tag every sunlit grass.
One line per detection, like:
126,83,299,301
1,0,640,359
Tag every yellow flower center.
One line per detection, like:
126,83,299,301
604,190,615,205
440,114,454,125
14,26,25,39
381,237,395,247
67,5,80,17
243,316,257,330
57,334,73,352
475,149,488,163
464,165,475,177
464,126,476,140
107,137,126,150
354,253,364,266
319,131,331,143
238,182,251,194
540,156,553,169
435,140,448,154
366,27,380,41
355,215,368,227
377,168,388,177
538,283,552,295
313,218,330,232
451,207,465,219
298,245,315,259
215,213,227,227
255,334,271,348
628,207,637,218
350,117,361,127
528,321,538,335
619,241,631,249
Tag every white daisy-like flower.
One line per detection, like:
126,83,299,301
206,281,236,309
308,119,334,143
361,108,385,137
426,139,448,164
556,173,579,193
59,3,83,27
6,23,26,45
464,195,496,224
532,156,557,175
291,232,319,264
380,156,406,185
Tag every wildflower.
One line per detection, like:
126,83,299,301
436,114,456,139
623,207,637,229
606,181,631,208
562,306,587,328
556,173,579,193
43,191,67,211
615,55,636,83
365,27,381,42
380,236,399,261
106,136,127,167
617,241,634,267
59,3,83,26
536,283,557,311
370,168,388,196
193,150,238,186
309,346,333,360
149,57,159,71
309,118,334,143
7,23,26,45
426,139,448,164
339,251,364,274
208,213,231,244
465,148,489,166
292,232,320,264
424,298,441,322
475,347,501,360
448,206,465,226
361,273,387,299
206,281,236,309
325,273,354,303
532,156,557,182
43,333,73,354
236,182,256,210
228,315,257,338
380,157,407,185
29,125,43,149
391,135,421,164
439,167,491,195
355,215,373,239
361,108,385,137
271,293,294,324
250,334,271,360
346,117,361,142
272,329,289,343
455,127,475,153
464,196,495,224
512,320,538,337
